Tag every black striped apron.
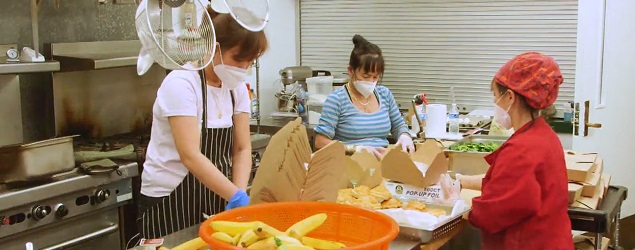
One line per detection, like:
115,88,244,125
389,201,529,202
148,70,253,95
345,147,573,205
138,70,235,239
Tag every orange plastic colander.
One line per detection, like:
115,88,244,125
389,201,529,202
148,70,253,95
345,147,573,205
199,202,400,250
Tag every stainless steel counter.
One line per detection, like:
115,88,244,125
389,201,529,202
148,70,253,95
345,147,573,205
129,223,421,250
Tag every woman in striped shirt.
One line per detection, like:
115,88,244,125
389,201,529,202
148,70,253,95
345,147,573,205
314,34,414,160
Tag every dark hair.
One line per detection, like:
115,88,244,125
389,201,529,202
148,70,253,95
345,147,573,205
349,34,385,76
205,6,268,62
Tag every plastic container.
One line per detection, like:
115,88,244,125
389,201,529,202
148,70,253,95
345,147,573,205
199,202,400,250
307,100,323,125
306,75,334,104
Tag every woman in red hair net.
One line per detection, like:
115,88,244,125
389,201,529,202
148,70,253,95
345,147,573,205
456,52,574,249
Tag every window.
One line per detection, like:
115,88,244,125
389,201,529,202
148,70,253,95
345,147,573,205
299,0,577,114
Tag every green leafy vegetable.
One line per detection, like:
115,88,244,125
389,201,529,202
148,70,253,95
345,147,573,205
449,142,500,152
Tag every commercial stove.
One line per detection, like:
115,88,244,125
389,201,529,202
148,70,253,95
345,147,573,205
69,132,270,248
0,162,138,250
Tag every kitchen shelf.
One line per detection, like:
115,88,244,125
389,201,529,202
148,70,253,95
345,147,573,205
44,40,143,72
0,44,60,74
0,61,60,75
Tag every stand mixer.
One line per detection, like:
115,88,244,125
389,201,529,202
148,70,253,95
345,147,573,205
272,66,330,119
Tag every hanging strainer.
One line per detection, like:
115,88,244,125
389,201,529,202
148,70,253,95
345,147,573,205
135,0,216,75
211,0,270,32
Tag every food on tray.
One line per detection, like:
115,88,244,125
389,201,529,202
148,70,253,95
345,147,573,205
427,208,448,217
448,142,500,152
336,189,354,203
381,198,403,209
336,183,449,219
351,185,371,198
404,201,427,212
356,196,382,210
209,213,346,249
370,183,392,201
337,185,398,210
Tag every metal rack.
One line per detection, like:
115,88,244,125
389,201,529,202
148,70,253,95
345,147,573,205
254,59,261,134
568,185,628,250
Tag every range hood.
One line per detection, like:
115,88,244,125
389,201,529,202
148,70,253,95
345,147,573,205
0,44,60,75
44,41,144,72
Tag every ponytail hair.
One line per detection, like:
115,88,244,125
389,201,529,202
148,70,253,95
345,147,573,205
349,34,385,75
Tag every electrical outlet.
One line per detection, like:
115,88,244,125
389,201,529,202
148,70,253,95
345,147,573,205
114,0,136,4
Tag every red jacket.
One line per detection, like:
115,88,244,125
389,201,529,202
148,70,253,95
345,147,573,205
469,118,573,250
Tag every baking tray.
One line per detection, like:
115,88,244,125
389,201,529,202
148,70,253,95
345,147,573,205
444,135,509,151
386,201,471,243
0,135,78,183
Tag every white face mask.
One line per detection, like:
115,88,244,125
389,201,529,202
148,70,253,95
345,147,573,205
494,94,512,130
213,47,247,90
353,80,377,98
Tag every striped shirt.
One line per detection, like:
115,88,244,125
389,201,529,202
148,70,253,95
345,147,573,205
314,85,409,147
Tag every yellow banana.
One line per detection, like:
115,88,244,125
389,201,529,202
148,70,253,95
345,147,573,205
239,229,261,247
247,237,277,250
232,233,242,245
300,236,346,249
277,244,315,250
254,222,285,238
210,221,260,237
211,231,235,245
275,235,302,246
171,237,207,250
285,213,328,239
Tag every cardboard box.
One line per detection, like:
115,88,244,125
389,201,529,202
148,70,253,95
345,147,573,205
447,151,490,175
249,118,347,204
384,181,444,203
573,235,609,250
382,140,449,188
600,173,611,199
568,183,583,204
564,150,598,182
343,149,383,188
572,179,604,210
581,157,603,197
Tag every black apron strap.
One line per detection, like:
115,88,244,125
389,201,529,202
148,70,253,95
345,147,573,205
199,70,208,129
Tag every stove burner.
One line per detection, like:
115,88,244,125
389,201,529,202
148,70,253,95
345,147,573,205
0,168,80,194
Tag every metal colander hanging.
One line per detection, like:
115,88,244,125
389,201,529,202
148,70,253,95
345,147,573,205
135,0,216,75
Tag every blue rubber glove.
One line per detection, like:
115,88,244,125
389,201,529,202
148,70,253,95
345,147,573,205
225,190,249,210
